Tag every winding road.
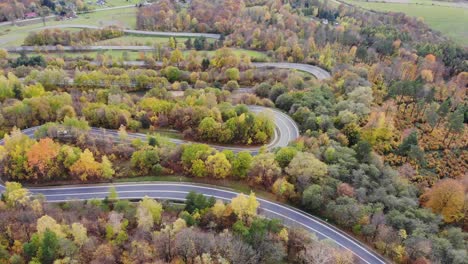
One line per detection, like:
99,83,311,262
20,183,385,264
0,108,386,264
0,32,386,263
15,105,299,155
6,45,331,80
39,25,222,39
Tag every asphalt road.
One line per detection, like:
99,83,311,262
254,62,331,80
0,88,386,264
0,10,387,264
6,46,331,81
0,182,387,264
0,106,388,264
6,106,298,155
25,24,221,39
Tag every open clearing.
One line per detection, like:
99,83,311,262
341,0,468,45
0,7,137,47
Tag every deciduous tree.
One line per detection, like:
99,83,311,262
422,179,465,223
230,192,259,219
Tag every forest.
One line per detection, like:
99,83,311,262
1,183,356,263
0,0,466,263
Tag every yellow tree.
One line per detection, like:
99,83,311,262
3,181,29,207
37,215,65,238
170,48,184,66
205,152,231,179
211,200,226,218
70,149,102,181
71,223,88,246
139,196,163,224
230,192,260,219
423,179,465,223
272,178,296,200
100,155,115,180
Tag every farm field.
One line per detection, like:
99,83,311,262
341,0,468,45
0,7,137,47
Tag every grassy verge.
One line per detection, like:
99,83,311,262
341,0,468,45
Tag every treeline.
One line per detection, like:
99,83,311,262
136,0,466,76
24,27,124,46
0,0,95,23
0,75,73,133
0,0,40,23
1,124,114,182
81,88,274,145
2,119,465,263
0,183,353,263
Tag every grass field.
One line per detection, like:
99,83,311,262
341,0,468,45
0,7,137,47
94,35,215,47
8,48,269,61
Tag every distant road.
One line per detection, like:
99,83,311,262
254,62,331,80
39,25,222,39
6,45,331,80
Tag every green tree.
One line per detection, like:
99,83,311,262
398,131,418,157
224,80,240,91
164,66,181,82
232,151,253,179
302,184,324,212
445,106,465,147
225,67,240,80
23,234,40,260
286,152,328,186
131,147,160,175
39,229,59,264
181,144,214,171
185,192,215,213
275,147,298,168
